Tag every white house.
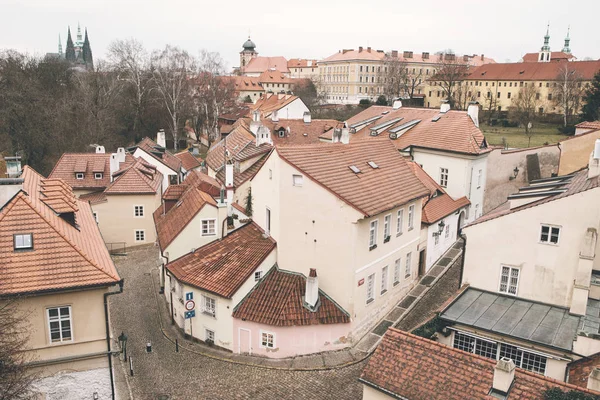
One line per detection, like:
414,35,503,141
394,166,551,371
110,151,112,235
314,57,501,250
248,93,309,120
130,134,183,192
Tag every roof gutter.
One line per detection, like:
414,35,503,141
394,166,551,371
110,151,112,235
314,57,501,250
104,279,124,400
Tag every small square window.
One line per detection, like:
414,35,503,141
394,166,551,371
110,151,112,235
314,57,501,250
292,174,303,187
134,205,144,217
254,271,262,281
14,233,33,250
205,329,215,342
75,173,84,180
540,225,560,244
261,331,275,348
203,295,216,317
135,230,145,242
202,219,216,236
94,172,103,180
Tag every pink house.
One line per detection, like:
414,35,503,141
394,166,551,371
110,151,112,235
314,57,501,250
232,266,351,358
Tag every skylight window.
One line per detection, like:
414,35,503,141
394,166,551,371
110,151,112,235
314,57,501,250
432,115,441,122
367,161,378,169
349,165,361,174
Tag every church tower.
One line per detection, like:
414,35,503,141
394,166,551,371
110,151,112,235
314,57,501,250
65,27,76,62
82,28,94,70
58,34,63,57
538,24,551,62
562,27,571,54
240,36,257,75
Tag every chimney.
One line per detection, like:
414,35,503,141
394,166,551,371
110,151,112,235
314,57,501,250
391,50,398,58
225,161,234,216
109,154,120,182
95,145,105,154
4,156,22,178
252,110,260,122
303,111,312,124
588,368,600,391
492,358,516,394
392,99,402,110
271,109,279,122
116,147,126,163
256,125,272,146
440,100,451,113
157,129,166,148
481,54,485,61
367,47,371,53
359,46,363,53
341,128,350,144
305,268,319,309
467,101,480,128
332,128,342,143
588,140,600,179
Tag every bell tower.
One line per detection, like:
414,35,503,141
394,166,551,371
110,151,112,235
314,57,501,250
538,24,551,62
562,26,571,54
240,36,257,75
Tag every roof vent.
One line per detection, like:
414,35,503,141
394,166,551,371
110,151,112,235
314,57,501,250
367,161,378,169
349,165,361,174
382,111,389,115
432,115,441,122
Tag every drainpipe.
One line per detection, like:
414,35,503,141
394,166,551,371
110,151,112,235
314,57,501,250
104,279,124,400
458,233,467,289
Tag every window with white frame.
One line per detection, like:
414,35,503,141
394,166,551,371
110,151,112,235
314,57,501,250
75,173,84,180
381,266,388,294
369,220,378,249
134,205,144,217
383,214,391,241
94,172,103,180
261,331,275,348
269,169,272,179
135,230,145,242
202,295,216,317
477,169,482,188
396,209,404,235
14,233,33,250
405,252,412,278
445,224,450,239
540,224,560,244
408,205,415,230
440,168,449,188
254,271,262,281
499,266,519,295
394,259,401,285
47,306,72,343
205,329,215,342
292,174,303,186
366,273,375,304
201,219,216,236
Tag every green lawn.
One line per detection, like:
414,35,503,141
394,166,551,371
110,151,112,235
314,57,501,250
481,123,568,148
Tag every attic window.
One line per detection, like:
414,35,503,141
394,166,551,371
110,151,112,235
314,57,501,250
349,165,361,174
519,70,525,74
14,233,33,250
381,111,389,115
94,172,103,180
75,173,84,180
367,161,378,169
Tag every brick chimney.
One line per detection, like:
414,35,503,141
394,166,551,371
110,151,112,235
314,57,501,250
588,140,600,179
359,46,363,53
588,368,600,391
367,47,371,53
481,54,485,61
391,50,398,58
492,358,515,394
305,268,319,310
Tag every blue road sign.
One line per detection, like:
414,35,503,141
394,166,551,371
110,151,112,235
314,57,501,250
185,292,193,301
184,310,195,319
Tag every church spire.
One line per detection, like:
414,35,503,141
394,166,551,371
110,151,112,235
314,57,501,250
562,26,571,54
76,22,82,43
58,33,63,56
82,28,93,70
541,23,551,52
65,26,76,62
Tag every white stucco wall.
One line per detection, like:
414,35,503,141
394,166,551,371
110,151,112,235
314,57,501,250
33,368,112,400
133,148,178,193
274,98,310,120
424,211,462,271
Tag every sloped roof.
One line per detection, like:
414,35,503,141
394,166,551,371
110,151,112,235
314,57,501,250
576,121,600,131
321,50,494,66
48,152,135,190
248,93,303,118
135,137,182,172
166,223,276,298
522,52,573,62
205,122,258,171
467,60,600,81
346,106,490,156
182,169,222,197
260,118,344,146
258,70,294,84
360,328,599,400
321,49,386,63
216,153,269,188
79,190,107,205
104,158,162,194
287,59,318,68
220,76,263,92
244,56,290,74
0,167,120,295
232,266,350,326
175,151,202,171
276,140,429,217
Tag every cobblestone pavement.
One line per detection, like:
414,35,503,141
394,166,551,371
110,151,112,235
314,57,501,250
109,246,366,400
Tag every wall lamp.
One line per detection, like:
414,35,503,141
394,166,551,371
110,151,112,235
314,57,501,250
509,167,519,181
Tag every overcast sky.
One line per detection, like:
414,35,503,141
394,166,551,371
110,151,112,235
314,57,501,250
2,0,598,70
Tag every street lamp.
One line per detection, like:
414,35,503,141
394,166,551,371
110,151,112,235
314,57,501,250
118,331,128,361
509,167,520,181
433,220,445,237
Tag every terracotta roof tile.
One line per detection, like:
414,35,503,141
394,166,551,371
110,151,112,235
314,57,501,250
576,121,600,131
360,328,600,400
0,167,120,295
257,70,294,84
205,123,257,171
135,137,182,172
522,52,573,62
104,159,162,194
166,223,276,298
276,140,429,217
48,153,135,190
175,151,202,171
232,266,350,326
244,56,290,74
260,118,343,146
79,190,107,205
216,153,269,188
287,59,318,68
468,60,600,81
248,93,302,118
321,50,494,66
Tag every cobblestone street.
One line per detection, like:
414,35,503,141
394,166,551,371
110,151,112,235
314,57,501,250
109,246,366,400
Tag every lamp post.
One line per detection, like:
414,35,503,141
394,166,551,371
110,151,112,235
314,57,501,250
433,220,445,237
118,331,128,361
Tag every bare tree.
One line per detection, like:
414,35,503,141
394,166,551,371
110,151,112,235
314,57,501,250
0,300,37,400
509,85,542,146
151,45,196,150
432,51,470,108
553,63,585,127
482,85,498,124
382,55,408,102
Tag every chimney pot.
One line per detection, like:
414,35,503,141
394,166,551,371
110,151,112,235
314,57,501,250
303,111,312,124
588,140,600,179
467,101,480,128
391,50,398,58
481,54,485,61
305,269,319,309
440,100,451,114
157,130,166,148
95,145,105,154
492,358,516,394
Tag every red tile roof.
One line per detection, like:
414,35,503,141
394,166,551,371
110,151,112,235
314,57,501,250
467,60,600,81
360,328,600,400
576,121,600,131
258,70,294,84
79,190,107,205
287,59,318,68
48,153,135,190
244,56,290,74
0,167,120,295
259,118,343,146
346,106,489,156
248,93,303,119
175,151,202,171
104,158,162,194
220,76,264,92
135,137,182,173
182,169,222,197
166,222,276,298
216,153,269,189
232,266,350,326
321,50,495,66
522,52,573,62
276,140,429,217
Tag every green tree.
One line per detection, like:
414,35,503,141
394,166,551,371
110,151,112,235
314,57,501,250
244,188,253,217
582,70,600,122
359,98,372,107
376,95,387,106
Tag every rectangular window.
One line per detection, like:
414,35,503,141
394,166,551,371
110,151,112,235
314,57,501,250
94,172,103,180
14,233,33,250
396,209,404,235
75,173,84,180
440,168,449,188
499,266,519,295
205,329,215,342
369,220,378,250
393,259,401,285
135,230,145,242
408,205,415,230
405,252,412,278
477,169,482,188
201,219,216,236
381,266,388,294
47,306,72,343
254,271,262,281
383,214,391,242
445,224,450,239
292,174,303,186
265,207,271,235
261,331,275,348
434,233,440,245
540,225,560,244
366,273,375,304
202,295,216,317
134,205,144,217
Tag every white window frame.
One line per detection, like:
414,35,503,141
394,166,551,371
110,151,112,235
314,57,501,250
94,172,103,180
47,306,73,344
408,205,415,230
477,169,482,188
405,252,412,278
135,229,145,242
499,265,520,295
202,295,216,317
396,209,404,236
14,233,33,250
369,219,378,249
254,271,263,281
260,330,275,348
383,214,391,241
440,168,449,188
205,328,215,342
381,266,388,294
292,174,303,187
133,205,144,218
366,273,375,304
201,219,216,236
539,224,561,245
75,173,84,180
394,258,401,286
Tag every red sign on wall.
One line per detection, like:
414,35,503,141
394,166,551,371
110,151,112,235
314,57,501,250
358,278,365,286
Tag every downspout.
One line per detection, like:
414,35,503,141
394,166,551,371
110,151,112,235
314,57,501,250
104,279,124,400
159,248,172,323
458,233,467,289
556,142,562,177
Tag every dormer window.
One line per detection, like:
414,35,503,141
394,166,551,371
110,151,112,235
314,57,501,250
94,172,103,180
14,233,33,250
75,173,84,180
